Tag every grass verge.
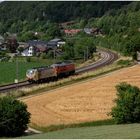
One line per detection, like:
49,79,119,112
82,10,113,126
30,119,115,133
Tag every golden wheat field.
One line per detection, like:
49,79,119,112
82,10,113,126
23,65,140,127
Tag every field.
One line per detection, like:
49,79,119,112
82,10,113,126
22,123,140,139
22,65,140,127
0,62,48,85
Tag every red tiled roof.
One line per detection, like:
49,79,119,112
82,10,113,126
64,29,81,34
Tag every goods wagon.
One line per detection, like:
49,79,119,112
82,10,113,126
26,61,75,83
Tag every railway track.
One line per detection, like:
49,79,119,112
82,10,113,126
0,49,118,93
76,49,117,73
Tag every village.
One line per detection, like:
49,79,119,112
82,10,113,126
0,24,103,62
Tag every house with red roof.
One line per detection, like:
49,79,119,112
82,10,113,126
64,29,82,36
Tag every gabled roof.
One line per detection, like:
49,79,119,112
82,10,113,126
27,40,48,46
49,38,62,43
47,38,62,47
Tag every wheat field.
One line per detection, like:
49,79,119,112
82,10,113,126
23,65,140,127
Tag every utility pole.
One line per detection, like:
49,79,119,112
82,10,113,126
87,46,89,60
84,50,86,61
15,55,19,89
54,49,56,63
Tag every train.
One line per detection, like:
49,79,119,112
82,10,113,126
26,61,75,83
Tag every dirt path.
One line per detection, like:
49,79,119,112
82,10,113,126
23,65,140,127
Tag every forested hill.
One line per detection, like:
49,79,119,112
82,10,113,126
0,1,131,34
0,1,130,22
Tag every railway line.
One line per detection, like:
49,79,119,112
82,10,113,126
0,49,118,93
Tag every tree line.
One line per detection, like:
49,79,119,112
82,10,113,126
0,1,130,34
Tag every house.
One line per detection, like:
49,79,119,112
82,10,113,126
21,40,48,56
21,46,36,56
27,40,48,52
47,38,65,49
64,29,82,36
84,28,103,35
84,28,93,35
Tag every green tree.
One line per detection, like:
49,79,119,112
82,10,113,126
40,52,47,59
61,41,75,60
0,96,30,137
6,38,19,53
111,82,140,124
79,19,88,28
18,47,24,54
74,37,96,59
46,23,61,38
46,50,54,59
19,31,38,42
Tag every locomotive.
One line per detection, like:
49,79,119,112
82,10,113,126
26,61,75,83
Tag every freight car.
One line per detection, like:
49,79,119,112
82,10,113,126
26,61,75,83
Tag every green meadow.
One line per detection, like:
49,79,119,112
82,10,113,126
22,123,140,139
0,61,48,85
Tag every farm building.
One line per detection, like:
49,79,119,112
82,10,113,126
64,29,82,36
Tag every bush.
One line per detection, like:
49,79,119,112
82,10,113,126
26,57,31,62
117,59,132,66
46,51,54,59
111,82,140,124
0,96,30,137
40,53,47,59
0,56,10,62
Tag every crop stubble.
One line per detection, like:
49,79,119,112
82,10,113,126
23,65,140,127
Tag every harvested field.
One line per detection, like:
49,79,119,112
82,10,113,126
23,65,140,127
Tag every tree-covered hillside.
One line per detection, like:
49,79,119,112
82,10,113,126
0,1,139,58
0,1,130,34
88,2,140,57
